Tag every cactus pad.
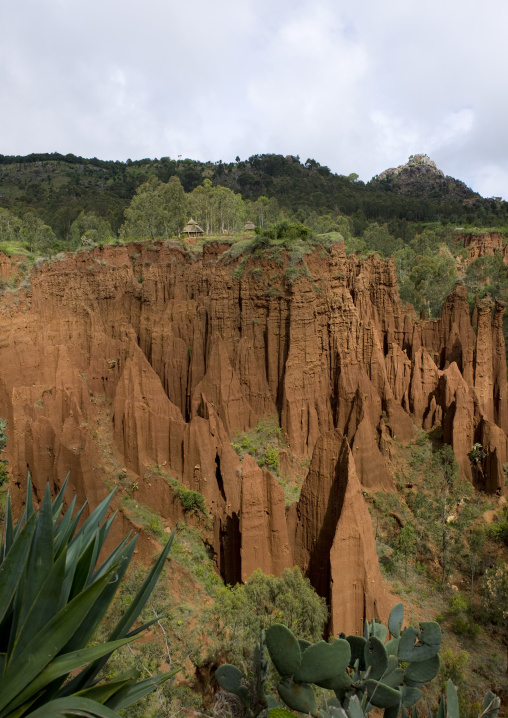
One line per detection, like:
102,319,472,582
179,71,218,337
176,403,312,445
266,624,302,677
404,654,440,685
388,602,404,638
276,680,315,714
398,622,441,663
346,635,367,671
365,679,401,708
364,636,388,680
293,638,351,684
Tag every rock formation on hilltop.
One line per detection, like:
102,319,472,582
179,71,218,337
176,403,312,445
0,240,506,634
374,154,479,201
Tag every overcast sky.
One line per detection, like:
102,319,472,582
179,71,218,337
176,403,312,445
1,0,507,199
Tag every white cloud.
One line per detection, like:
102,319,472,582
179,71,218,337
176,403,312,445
0,0,507,198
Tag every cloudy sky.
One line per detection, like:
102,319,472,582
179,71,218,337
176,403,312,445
1,0,507,199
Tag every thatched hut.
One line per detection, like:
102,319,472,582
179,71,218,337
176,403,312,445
244,220,256,232
182,218,204,237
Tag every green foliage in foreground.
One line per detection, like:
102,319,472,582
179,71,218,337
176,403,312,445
0,476,176,717
216,603,500,718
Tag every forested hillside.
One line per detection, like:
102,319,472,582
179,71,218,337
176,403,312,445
1,152,507,241
2,152,508,347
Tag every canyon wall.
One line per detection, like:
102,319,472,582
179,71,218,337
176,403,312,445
0,240,506,634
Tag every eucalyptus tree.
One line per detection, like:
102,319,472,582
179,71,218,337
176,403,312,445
121,175,187,239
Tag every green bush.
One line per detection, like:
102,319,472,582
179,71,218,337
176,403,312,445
203,567,327,667
0,477,176,717
232,416,285,474
174,486,207,515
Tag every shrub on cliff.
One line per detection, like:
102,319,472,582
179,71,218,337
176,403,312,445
0,476,176,717
202,567,328,667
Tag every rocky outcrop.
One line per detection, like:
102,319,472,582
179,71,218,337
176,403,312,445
460,233,508,264
0,240,506,634
374,155,479,201
289,429,392,634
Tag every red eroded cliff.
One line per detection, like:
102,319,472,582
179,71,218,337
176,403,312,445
459,232,508,263
0,240,506,634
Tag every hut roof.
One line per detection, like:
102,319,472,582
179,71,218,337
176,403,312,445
244,220,256,230
182,218,204,234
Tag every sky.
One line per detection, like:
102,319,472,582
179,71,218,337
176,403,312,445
1,0,508,200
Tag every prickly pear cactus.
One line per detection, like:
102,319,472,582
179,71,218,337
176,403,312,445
215,602,499,718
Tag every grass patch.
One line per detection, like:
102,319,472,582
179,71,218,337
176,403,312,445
232,416,305,505
146,465,208,516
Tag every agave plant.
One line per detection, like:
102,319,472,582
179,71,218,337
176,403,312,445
0,476,177,717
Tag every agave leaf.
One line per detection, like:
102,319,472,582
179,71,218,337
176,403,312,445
54,496,79,558
59,534,85,609
108,530,174,640
60,535,150,694
0,569,114,711
24,695,121,717
90,533,133,584
70,537,100,601
107,670,179,711
3,494,14,559
125,614,167,639
61,539,136,655
5,638,136,714
51,475,70,521
69,492,115,552
25,476,34,521
5,550,28,659
10,547,67,664
19,485,54,628
0,513,36,626
88,514,117,578
75,672,138,705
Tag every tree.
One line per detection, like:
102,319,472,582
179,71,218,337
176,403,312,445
362,222,404,258
69,211,113,248
203,567,327,667
0,209,21,243
121,176,187,239
189,180,245,235
431,445,460,583
397,522,416,584
19,212,57,254
0,476,176,717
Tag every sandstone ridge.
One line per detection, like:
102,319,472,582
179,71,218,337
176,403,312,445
0,240,506,634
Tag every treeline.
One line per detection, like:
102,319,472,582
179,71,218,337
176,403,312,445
1,153,508,242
